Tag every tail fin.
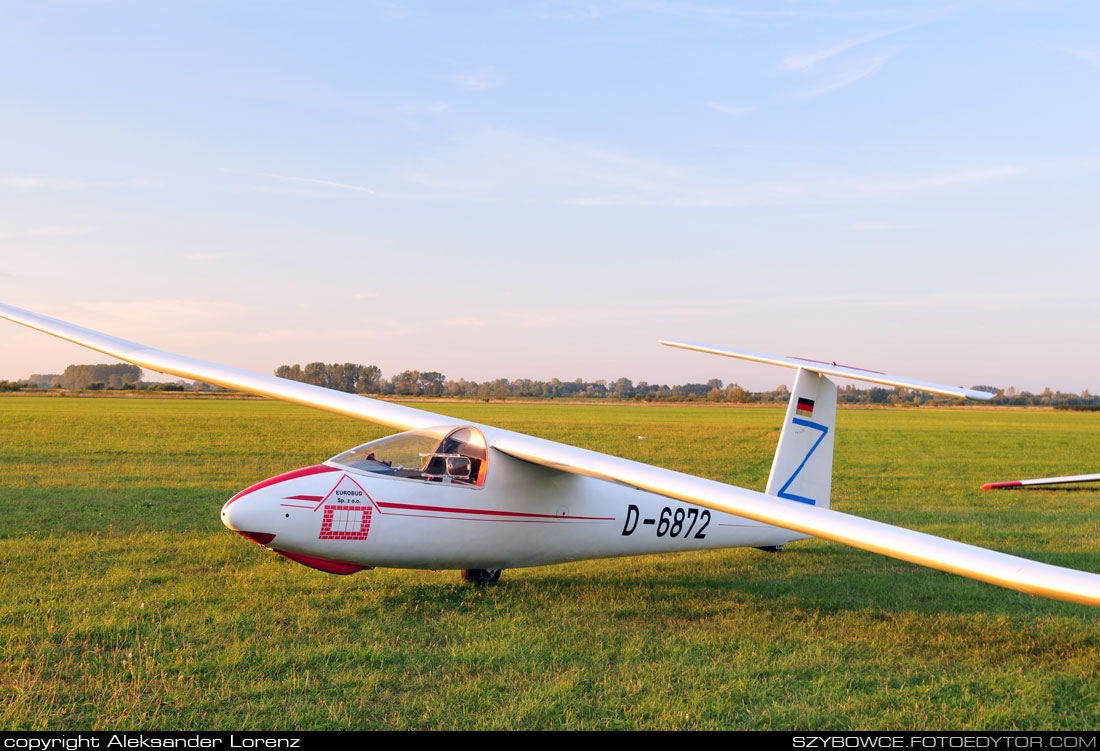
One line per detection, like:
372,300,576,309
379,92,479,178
765,368,837,508
659,340,993,510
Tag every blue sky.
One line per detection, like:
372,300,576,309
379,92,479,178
2,1,1098,392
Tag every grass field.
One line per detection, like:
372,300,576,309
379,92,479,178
2,395,1099,730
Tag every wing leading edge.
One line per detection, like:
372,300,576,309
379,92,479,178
0,302,454,433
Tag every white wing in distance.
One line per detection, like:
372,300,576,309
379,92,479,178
983,473,1100,490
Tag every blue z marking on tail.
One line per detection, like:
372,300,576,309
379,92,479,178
777,417,829,505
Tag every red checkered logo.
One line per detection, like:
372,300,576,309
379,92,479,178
319,505,372,540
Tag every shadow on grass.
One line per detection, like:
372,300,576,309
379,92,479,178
369,545,1100,622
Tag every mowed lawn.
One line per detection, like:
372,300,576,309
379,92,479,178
1,395,1099,730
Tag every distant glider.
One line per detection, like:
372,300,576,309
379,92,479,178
3,302,1100,608
982,473,1100,490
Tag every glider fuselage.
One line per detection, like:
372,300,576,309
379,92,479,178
221,446,798,573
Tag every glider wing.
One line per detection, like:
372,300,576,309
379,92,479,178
0,302,455,432
491,431,1100,607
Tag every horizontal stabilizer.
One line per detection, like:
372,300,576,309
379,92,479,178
660,340,993,400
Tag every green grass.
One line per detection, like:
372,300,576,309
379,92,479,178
1,395,1099,729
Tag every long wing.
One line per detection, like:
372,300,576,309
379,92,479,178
660,340,994,400
491,432,1100,607
5,301,1099,607
983,473,1100,490
0,302,454,432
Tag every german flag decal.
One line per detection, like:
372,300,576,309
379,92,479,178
796,397,815,418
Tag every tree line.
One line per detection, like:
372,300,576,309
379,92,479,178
269,361,1100,406
28,364,142,390
8,361,1099,406
21,364,222,392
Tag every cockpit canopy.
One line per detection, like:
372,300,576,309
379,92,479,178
326,426,488,487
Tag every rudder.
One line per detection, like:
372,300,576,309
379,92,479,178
765,368,837,509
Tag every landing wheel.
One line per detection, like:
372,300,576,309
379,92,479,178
754,545,785,553
460,568,502,585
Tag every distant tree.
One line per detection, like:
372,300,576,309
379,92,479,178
357,365,382,393
489,378,511,399
867,387,889,404
275,364,302,381
417,371,445,396
613,377,634,399
301,362,328,388
726,385,750,403
391,370,420,396
28,373,62,388
61,364,140,389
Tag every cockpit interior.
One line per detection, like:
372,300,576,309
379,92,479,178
326,426,488,487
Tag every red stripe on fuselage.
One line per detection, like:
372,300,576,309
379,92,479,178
225,464,340,507
374,501,613,521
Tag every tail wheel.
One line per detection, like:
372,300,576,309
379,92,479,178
460,568,502,585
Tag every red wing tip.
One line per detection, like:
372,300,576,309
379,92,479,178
981,481,1022,490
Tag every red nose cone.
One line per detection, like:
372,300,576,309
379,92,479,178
237,531,276,545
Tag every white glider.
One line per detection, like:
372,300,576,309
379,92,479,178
2,301,1099,607
983,473,1100,490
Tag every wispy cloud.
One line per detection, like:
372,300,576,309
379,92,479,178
240,170,404,198
792,51,898,97
539,1,931,22
371,0,408,21
260,172,385,195
779,24,915,98
400,102,448,115
0,177,153,190
183,252,245,262
236,132,1024,210
566,164,1025,207
73,298,254,321
450,69,502,91
780,26,911,72
0,226,93,238
705,102,754,116
850,223,913,231
1067,46,1100,67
